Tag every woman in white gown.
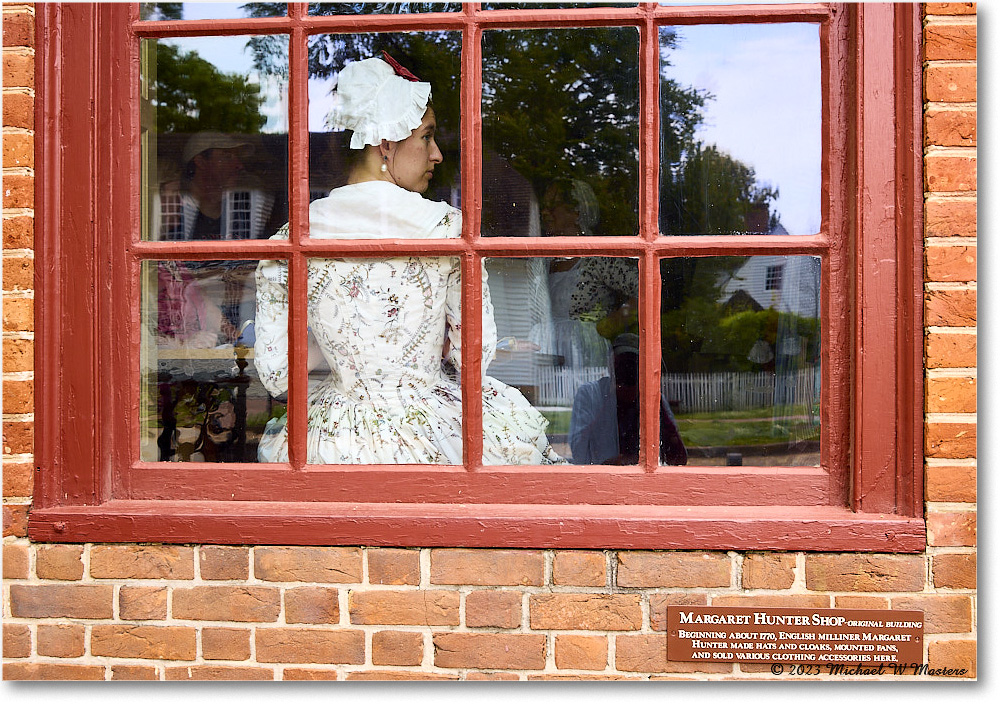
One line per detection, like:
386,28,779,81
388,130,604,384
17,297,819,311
253,54,563,465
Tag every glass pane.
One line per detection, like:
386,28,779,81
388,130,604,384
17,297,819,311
482,28,640,237
307,33,461,207
140,260,285,462
660,256,821,466
140,3,286,21
659,24,821,236
309,2,462,14
485,257,661,466
482,2,637,8
140,35,289,241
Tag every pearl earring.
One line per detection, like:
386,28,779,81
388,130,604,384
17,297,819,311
381,157,388,173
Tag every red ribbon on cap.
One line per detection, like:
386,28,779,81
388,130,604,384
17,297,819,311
380,51,421,82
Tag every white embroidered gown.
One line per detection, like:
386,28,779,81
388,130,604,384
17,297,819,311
253,181,563,465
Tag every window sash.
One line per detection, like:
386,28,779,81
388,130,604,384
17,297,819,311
29,2,924,550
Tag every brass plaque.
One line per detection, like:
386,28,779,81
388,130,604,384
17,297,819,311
667,606,923,665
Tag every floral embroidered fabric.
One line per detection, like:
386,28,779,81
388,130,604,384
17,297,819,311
253,181,564,465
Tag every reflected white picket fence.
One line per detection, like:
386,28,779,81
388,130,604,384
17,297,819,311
536,365,820,413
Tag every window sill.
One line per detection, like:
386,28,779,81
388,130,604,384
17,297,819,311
28,501,926,551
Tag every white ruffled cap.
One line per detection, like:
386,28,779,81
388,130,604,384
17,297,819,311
327,57,432,149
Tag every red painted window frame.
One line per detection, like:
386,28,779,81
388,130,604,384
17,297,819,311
29,2,925,550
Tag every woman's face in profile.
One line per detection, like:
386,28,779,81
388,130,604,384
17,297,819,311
387,107,443,193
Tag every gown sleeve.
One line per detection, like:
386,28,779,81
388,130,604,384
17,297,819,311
253,226,291,398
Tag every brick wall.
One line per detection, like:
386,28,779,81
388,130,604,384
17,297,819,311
1,3,977,680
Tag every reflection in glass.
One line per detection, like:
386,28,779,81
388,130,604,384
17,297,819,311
659,24,821,235
659,256,821,466
484,257,685,465
482,28,640,237
140,35,289,241
307,33,461,204
140,3,287,20
140,260,284,462
309,2,462,14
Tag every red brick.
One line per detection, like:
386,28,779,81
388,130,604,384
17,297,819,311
255,628,365,664
3,339,33,373
165,666,272,680
741,553,796,590
349,589,459,626
3,663,105,680
924,22,977,61
3,503,29,536
617,633,730,674
90,544,194,579
926,423,976,459
92,625,196,661
891,595,972,633
834,596,889,610
372,630,424,666
712,594,830,609
1,173,32,209
3,419,33,454
925,64,977,103
1,10,34,47
254,546,361,583
35,544,83,580
925,288,976,326
3,623,31,658
119,586,168,620
2,131,33,169
926,107,977,147
926,331,976,368
928,510,976,546
804,554,926,592
529,593,641,631
2,297,33,332
649,592,709,631
932,552,976,589
2,543,29,578
926,154,976,192
617,551,731,588
367,547,419,585
199,545,249,580
3,255,33,292
2,214,33,248
552,550,606,586
284,586,340,624
430,548,544,586
926,245,976,283
925,198,976,238
2,52,34,89
433,633,545,670
926,376,976,414
465,672,521,680
202,627,251,661
172,586,280,622
2,379,32,414
532,674,641,680
346,670,458,680
110,665,159,680
282,668,341,680
555,634,607,670
926,639,976,677
37,624,85,658
9,584,113,618
465,590,522,629
925,3,976,14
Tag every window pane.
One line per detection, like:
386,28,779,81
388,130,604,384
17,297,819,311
140,260,284,462
659,24,821,236
482,2,637,8
482,28,640,237
140,35,289,241
309,2,462,14
660,256,821,467
140,3,286,20
485,257,671,466
307,33,461,207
